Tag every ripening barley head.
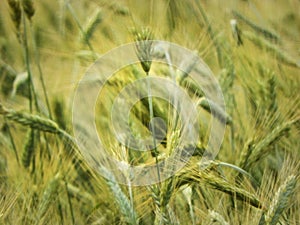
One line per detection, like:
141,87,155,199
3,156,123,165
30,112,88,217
134,27,154,73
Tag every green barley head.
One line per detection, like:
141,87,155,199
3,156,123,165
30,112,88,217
134,27,154,73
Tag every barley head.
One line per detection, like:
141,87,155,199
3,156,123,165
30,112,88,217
134,28,154,73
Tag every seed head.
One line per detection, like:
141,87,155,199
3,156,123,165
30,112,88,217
22,0,35,21
7,0,21,31
134,28,154,73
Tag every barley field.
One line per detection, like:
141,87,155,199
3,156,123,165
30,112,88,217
0,0,300,224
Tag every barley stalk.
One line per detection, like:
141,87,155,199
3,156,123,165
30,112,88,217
135,28,162,183
30,19,53,119
3,121,20,165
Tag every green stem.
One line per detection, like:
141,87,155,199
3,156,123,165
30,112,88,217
22,12,33,112
146,72,161,183
4,121,19,165
30,24,52,119
22,8,40,113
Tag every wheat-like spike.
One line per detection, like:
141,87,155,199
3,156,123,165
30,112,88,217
237,139,254,170
245,120,296,169
0,103,59,133
208,210,229,225
72,158,95,193
178,165,262,208
109,2,129,15
38,173,61,220
243,31,299,68
99,167,138,225
22,0,35,21
198,97,232,125
166,0,179,32
0,103,77,155
148,185,161,208
167,206,180,225
154,209,170,225
134,28,154,73
82,8,102,43
148,185,170,225
63,182,95,205
21,128,35,168
201,172,261,208
75,50,101,61
264,175,297,225
232,10,280,42
155,179,175,225
230,19,243,46
7,0,21,34
160,178,174,208
179,77,204,98
53,98,67,130
268,75,277,113
176,51,199,84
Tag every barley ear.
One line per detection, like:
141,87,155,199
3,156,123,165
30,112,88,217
237,139,253,170
134,28,154,73
21,128,35,168
198,97,232,125
22,0,35,21
99,167,138,225
243,31,299,68
7,0,21,36
0,103,59,133
245,120,294,170
263,175,297,225
209,210,229,225
38,173,61,220
82,8,102,43
232,10,280,42
267,74,277,113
